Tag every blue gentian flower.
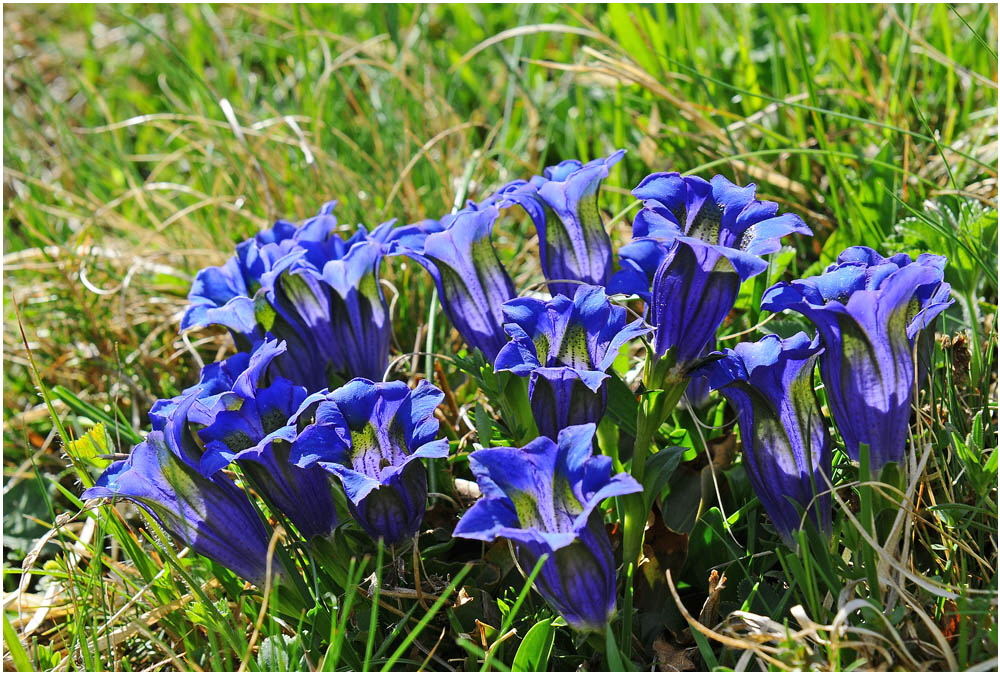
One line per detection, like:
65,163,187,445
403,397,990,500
609,173,811,377
83,397,278,586
290,379,449,546
494,284,650,439
194,350,340,541
761,246,953,472
497,151,625,297
453,424,642,632
280,230,393,385
148,337,287,432
151,339,339,540
391,206,516,361
182,201,394,390
694,333,832,545
181,205,342,344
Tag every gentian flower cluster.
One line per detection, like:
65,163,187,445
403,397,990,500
610,173,812,377
84,396,278,586
126,338,341,542
81,149,953,639
87,201,448,586
182,201,393,391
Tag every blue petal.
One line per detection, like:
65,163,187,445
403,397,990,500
451,497,520,542
408,207,516,360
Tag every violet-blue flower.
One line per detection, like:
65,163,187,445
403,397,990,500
494,284,650,439
194,352,340,540
148,336,286,432
761,246,953,472
83,397,278,586
290,379,448,546
453,424,641,632
498,151,624,297
694,332,832,545
182,201,393,390
391,206,516,361
150,338,339,540
609,173,811,376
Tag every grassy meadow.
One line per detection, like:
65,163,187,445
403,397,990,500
3,4,998,671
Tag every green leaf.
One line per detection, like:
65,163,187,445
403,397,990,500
3,472,56,556
257,634,296,671
66,423,113,469
660,464,703,534
3,610,32,671
605,372,639,437
643,445,687,510
50,385,141,445
604,625,633,671
511,618,554,672
474,401,492,448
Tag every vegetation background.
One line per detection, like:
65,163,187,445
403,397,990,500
3,4,997,671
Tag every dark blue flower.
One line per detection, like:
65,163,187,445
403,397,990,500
151,338,339,540
494,284,650,439
497,151,625,297
182,201,394,390
290,379,448,546
181,207,334,344
83,397,278,586
148,337,286,432
453,424,642,632
761,246,953,472
694,333,831,545
391,206,516,361
609,174,811,376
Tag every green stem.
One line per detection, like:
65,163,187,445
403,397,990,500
620,561,635,661
499,371,538,446
596,416,623,473
621,353,688,571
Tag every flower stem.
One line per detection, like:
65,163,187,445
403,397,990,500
499,371,538,445
621,352,688,573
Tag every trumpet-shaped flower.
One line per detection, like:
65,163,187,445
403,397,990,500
453,424,642,632
182,201,393,391
761,246,953,471
494,284,650,438
290,379,448,546
391,206,516,361
498,151,625,297
151,339,339,540
148,337,286,432
694,333,831,545
609,174,811,375
83,397,278,586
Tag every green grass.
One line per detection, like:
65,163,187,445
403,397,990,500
4,4,997,671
